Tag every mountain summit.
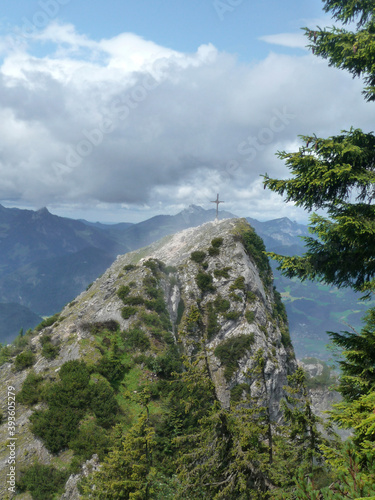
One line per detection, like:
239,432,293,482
0,218,296,498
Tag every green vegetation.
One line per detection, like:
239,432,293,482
263,1,375,495
214,334,255,380
229,275,246,292
40,334,60,360
29,360,120,454
213,295,230,313
16,371,44,406
14,349,35,371
121,306,138,319
190,250,206,264
208,246,220,257
195,271,215,293
117,285,131,301
211,237,223,248
213,266,231,279
245,310,255,323
123,327,151,351
230,383,250,404
224,310,241,321
18,464,68,500
124,264,136,272
34,313,61,332
206,302,219,340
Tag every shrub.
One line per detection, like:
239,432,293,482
214,267,231,279
143,259,160,275
196,272,215,293
229,276,246,292
230,383,250,404
208,246,220,257
34,313,60,332
245,311,255,324
121,306,138,319
214,334,255,381
69,419,110,460
224,311,241,321
17,464,68,500
124,328,151,351
229,292,243,303
29,360,120,454
117,285,131,302
40,335,60,360
211,237,223,248
214,295,230,313
240,229,272,287
14,350,35,371
90,379,119,428
96,356,129,383
122,296,144,306
124,264,136,271
17,371,44,406
246,291,257,302
191,250,206,264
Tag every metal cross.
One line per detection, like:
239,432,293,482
211,193,224,220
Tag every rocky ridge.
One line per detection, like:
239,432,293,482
0,218,297,498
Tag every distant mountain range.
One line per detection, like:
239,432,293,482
0,203,369,358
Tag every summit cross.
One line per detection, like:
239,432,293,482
211,193,224,220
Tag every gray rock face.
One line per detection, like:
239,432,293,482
0,218,297,498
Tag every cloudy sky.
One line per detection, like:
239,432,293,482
0,0,372,223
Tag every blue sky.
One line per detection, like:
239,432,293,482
0,0,372,223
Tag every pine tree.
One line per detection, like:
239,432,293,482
263,1,375,496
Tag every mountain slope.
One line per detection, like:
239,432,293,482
0,218,296,498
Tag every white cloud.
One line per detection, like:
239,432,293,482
0,22,372,222
259,33,307,49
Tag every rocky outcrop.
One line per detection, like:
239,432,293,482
0,218,297,498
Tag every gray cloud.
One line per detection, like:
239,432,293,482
0,23,372,221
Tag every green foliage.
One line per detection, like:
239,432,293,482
237,227,272,287
208,246,220,256
214,334,255,381
124,264,136,272
213,266,231,279
14,349,35,371
213,295,230,313
211,237,223,248
34,313,60,332
245,310,255,323
229,275,246,292
82,394,157,499
246,290,257,302
273,286,288,324
176,298,185,325
17,463,68,500
230,383,249,404
16,371,44,406
190,250,207,264
195,271,215,293
90,378,120,428
69,418,110,461
123,327,151,351
29,360,120,454
121,305,138,319
184,304,202,334
40,335,60,360
122,295,144,306
224,310,241,321
206,302,219,340
117,285,130,301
